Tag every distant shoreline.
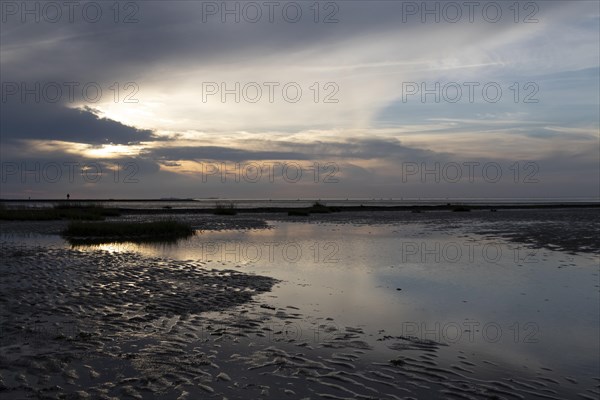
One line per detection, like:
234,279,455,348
117,203,600,213
2,198,599,203
2,199,599,214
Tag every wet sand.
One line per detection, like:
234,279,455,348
1,208,599,399
270,207,600,255
3,244,592,399
0,245,276,398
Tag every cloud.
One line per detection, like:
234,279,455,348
0,100,156,144
142,138,440,164
0,1,598,198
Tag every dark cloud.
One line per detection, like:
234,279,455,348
0,100,156,144
144,138,439,163
145,146,309,163
1,1,572,84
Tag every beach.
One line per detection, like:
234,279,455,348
1,207,599,399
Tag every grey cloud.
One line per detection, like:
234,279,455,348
146,146,310,163
1,1,574,84
143,138,440,163
0,100,156,144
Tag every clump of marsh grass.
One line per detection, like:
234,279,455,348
308,201,340,214
62,220,195,244
288,209,310,216
452,205,471,212
286,201,341,216
213,202,237,215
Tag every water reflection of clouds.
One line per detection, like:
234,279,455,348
17,220,597,381
373,247,598,378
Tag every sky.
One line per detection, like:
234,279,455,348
1,0,599,200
